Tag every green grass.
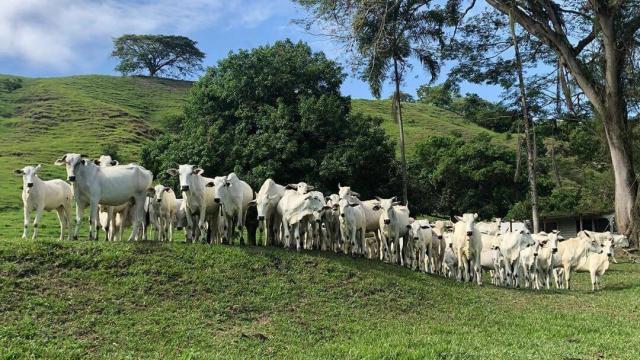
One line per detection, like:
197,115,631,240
2,74,633,358
352,99,514,155
1,209,639,359
0,74,191,211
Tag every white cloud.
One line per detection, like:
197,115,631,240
0,0,290,70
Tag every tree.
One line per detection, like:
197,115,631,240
509,8,539,233
296,0,450,205
112,34,205,78
476,0,640,239
141,40,398,198
1,78,22,92
417,81,460,109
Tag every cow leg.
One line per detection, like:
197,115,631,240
564,265,572,290
474,259,482,285
398,237,404,266
22,205,30,239
73,202,85,240
127,197,144,242
56,206,66,240
31,207,43,240
88,201,99,241
590,269,597,291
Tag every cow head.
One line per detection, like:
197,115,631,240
166,164,203,193
286,182,314,195
547,230,562,254
14,164,42,190
408,221,431,242
338,183,360,199
95,155,118,167
148,184,172,203
55,153,89,182
455,213,478,237
582,231,604,254
375,196,400,226
210,175,231,204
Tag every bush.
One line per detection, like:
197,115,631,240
1,78,22,92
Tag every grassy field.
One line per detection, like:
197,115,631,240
0,74,191,211
1,221,639,359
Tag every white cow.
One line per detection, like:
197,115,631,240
377,197,410,265
480,233,503,285
338,197,366,256
452,213,483,285
252,178,285,246
166,165,222,243
321,194,341,252
95,155,119,167
406,220,433,272
442,232,457,278
15,164,73,240
95,155,122,241
519,234,542,289
338,185,383,258
430,220,452,275
55,154,152,241
210,173,254,245
553,232,604,290
574,231,614,291
147,185,178,241
497,228,534,287
286,182,314,195
277,190,325,250
477,218,501,235
534,231,562,289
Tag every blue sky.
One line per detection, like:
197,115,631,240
0,0,502,101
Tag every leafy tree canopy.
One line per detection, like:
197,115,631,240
142,40,399,198
112,34,205,79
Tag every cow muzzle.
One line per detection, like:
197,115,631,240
466,231,473,236
258,215,265,221
340,213,345,218
414,237,419,241
27,183,34,188
533,253,538,257
552,248,558,254
181,185,189,192
438,235,443,240
384,219,391,225
68,176,76,182
156,199,162,203
214,198,221,204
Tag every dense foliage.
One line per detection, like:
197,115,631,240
407,134,527,218
142,40,399,198
112,34,205,78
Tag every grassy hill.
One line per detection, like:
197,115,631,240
1,235,639,359
0,75,511,211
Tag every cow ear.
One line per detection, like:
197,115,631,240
54,157,66,166
307,185,315,191
323,205,332,210
34,164,42,172
454,216,463,223
286,184,298,190
205,181,214,187
94,160,101,165
352,191,361,197
147,187,155,195
193,168,204,175
166,169,179,176
374,196,382,202
164,187,171,192
111,160,119,166
474,213,479,220
14,169,24,176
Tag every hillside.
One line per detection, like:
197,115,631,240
1,236,639,359
1,75,511,211
0,75,191,210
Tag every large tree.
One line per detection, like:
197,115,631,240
112,34,205,78
477,0,640,238
141,40,398,198
296,0,450,205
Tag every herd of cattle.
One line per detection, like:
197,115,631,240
15,153,631,291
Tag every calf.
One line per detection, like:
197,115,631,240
321,194,341,252
498,229,534,287
15,164,73,240
452,213,483,285
277,190,325,251
519,234,542,289
574,231,614,291
407,220,433,272
252,178,285,246
147,185,178,241
55,154,153,241
210,173,254,245
535,230,562,289
377,197,410,265
338,198,367,256
442,232,457,278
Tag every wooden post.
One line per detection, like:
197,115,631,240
579,214,584,231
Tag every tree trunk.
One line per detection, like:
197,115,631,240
509,9,539,233
393,58,409,206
